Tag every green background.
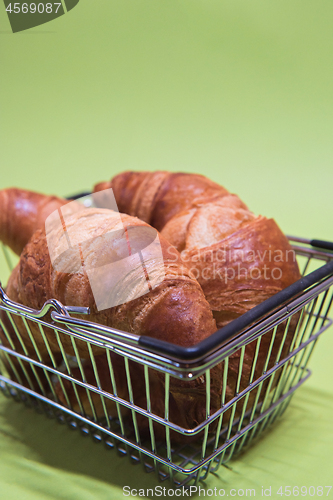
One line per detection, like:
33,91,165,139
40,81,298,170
0,1,332,498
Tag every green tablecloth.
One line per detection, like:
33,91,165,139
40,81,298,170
0,1,333,498
1,385,333,499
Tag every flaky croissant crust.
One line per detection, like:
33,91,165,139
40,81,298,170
4,207,217,355
0,173,303,438
0,198,222,435
92,171,303,436
94,171,301,328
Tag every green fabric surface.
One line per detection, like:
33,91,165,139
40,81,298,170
1,387,333,498
0,1,333,498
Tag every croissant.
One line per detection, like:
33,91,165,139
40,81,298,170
0,188,220,435
0,176,302,443
0,188,82,256
95,172,301,321
0,188,81,390
94,171,302,407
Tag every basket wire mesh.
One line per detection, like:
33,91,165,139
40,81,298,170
0,237,333,487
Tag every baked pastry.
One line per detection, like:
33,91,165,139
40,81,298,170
94,171,302,412
0,174,302,443
0,189,221,435
95,172,301,327
1,198,217,352
0,188,81,256
0,188,78,390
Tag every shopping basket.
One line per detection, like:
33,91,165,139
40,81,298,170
0,210,333,487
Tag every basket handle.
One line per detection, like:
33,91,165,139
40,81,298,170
310,239,333,252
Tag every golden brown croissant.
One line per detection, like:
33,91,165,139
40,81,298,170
0,188,83,377
94,171,302,415
0,188,78,256
94,171,301,327
0,177,302,443
1,202,216,351
0,188,76,389
0,190,221,435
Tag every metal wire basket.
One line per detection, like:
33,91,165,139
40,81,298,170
0,234,333,487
